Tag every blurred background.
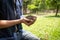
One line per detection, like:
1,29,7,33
22,0,60,40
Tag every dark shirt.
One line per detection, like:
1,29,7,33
0,0,23,38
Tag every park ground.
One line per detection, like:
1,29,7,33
22,13,60,40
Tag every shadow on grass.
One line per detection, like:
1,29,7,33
45,15,60,18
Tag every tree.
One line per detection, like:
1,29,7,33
23,0,46,14
46,0,60,16
23,0,31,14
27,0,46,14
27,0,40,14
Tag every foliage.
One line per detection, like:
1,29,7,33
28,4,37,10
23,0,60,11
23,0,60,16
46,0,60,16
46,0,60,9
27,0,46,11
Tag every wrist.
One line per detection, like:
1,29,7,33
19,18,24,23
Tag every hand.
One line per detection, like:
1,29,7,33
25,15,37,26
21,18,34,26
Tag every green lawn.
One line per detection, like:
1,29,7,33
22,14,60,40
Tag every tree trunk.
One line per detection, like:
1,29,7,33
23,6,27,14
55,5,59,16
23,3,27,14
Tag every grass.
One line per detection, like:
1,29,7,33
22,14,60,40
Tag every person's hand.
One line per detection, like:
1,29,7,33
25,15,37,26
26,15,37,23
21,17,34,26
20,15,37,26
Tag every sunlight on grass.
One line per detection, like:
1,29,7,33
22,15,60,40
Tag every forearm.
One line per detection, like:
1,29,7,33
0,19,22,28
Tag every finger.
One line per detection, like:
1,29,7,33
23,20,32,26
24,18,33,23
23,18,35,26
27,21,34,26
23,20,31,26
